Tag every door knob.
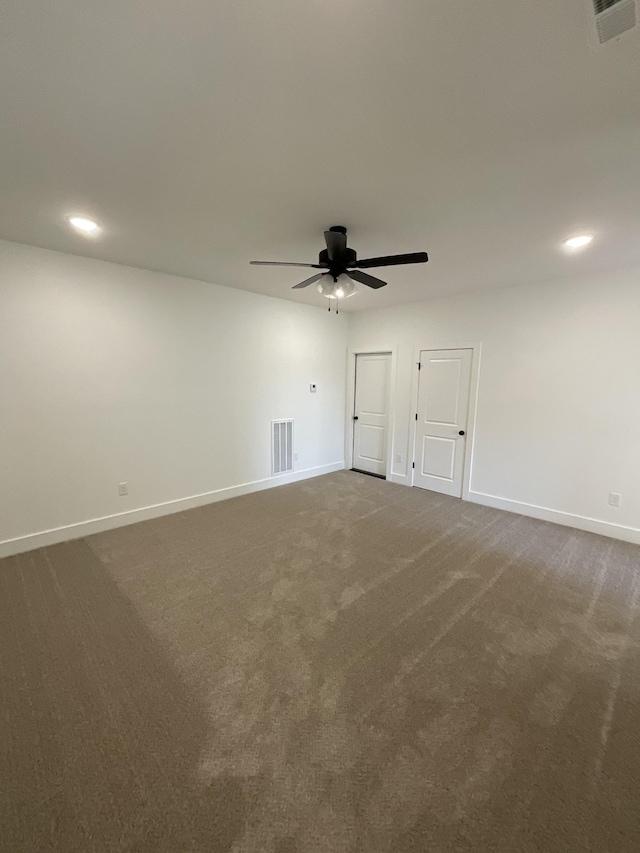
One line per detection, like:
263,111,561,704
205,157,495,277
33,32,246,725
353,416,359,421
458,430,465,436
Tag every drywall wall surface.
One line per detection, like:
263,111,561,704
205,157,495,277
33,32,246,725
348,266,640,542
0,240,347,553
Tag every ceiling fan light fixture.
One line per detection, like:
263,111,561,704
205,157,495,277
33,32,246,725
317,274,356,299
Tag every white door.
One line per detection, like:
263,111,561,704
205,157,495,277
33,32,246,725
352,353,391,477
414,348,472,497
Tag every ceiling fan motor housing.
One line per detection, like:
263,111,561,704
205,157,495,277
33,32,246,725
319,247,357,268
320,224,355,274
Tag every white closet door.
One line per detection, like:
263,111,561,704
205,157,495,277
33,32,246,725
414,349,472,497
353,353,391,477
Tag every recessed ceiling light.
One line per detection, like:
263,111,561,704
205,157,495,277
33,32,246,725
563,233,594,250
67,215,101,236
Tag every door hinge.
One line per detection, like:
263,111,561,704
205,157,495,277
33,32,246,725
418,362,421,370
412,462,415,469
415,413,418,421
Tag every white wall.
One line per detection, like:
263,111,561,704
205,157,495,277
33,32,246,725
4,240,638,555
0,241,347,556
348,266,640,544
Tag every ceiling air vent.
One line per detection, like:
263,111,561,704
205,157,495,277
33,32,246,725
272,419,294,475
592,0,636,44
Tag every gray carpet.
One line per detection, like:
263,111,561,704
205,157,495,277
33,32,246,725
2,470,640,852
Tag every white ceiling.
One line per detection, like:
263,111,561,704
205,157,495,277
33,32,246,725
1,1,639,310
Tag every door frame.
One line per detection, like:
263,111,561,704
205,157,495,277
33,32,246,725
346,347,396,479
409,342,482,500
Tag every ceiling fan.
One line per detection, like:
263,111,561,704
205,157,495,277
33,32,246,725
250,226,428,311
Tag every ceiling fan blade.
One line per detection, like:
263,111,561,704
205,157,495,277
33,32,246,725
292,273,325,289
347,270,387,289
354,251,428,269
250,261,327,268
324,230,347,261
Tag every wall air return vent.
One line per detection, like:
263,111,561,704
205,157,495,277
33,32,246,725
272,419,294,475
591,0,636,44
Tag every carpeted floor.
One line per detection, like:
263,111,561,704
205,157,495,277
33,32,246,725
2,471,640,852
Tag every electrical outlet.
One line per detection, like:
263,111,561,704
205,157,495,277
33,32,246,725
118,482,128,496
396,453,403,464
608,492,621,507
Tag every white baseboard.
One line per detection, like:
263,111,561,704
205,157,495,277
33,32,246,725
0,462,345,559
467,490,640,545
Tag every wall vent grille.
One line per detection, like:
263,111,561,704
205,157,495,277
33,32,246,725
272,420,294,475
592,0,636,43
